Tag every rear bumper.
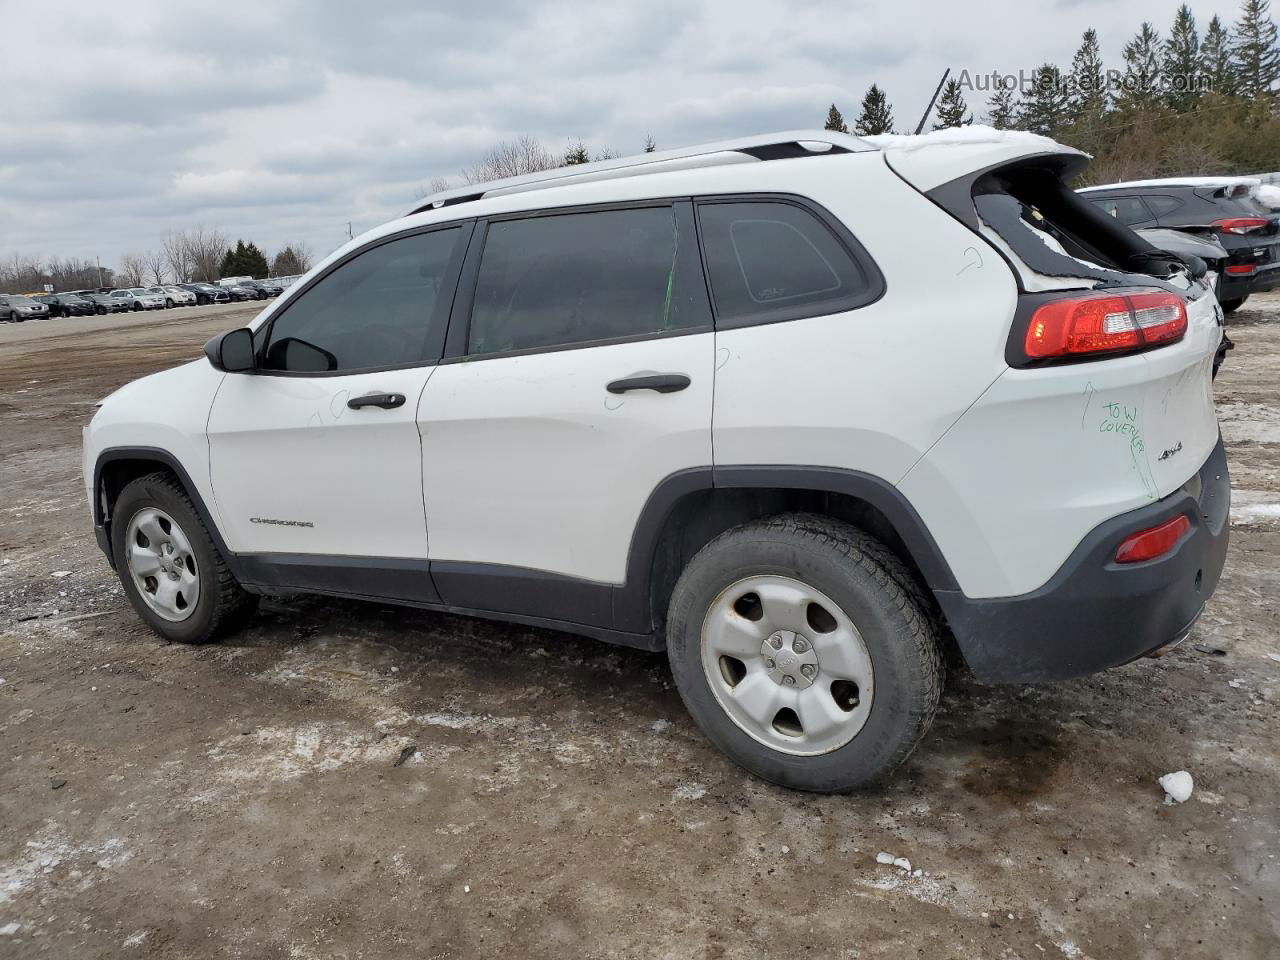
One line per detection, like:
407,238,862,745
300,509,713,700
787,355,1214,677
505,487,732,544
937,436,1231,682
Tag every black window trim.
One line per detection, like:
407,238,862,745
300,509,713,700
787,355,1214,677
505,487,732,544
249,219,476,378
692,193,886,330
440,197,714,364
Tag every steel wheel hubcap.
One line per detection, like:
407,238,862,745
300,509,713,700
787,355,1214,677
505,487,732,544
124,507,199,622
701,575,874,756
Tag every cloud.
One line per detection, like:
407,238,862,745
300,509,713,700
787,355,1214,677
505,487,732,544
0,0,1211,271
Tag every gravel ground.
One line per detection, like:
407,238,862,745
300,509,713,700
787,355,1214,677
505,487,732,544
1,297,1278,959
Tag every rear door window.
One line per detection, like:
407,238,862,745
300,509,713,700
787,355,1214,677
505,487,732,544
696,200,879,326
1144,195,1184,218
466,204,708,356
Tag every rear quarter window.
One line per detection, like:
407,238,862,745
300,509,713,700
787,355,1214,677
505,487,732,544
696,199,881,327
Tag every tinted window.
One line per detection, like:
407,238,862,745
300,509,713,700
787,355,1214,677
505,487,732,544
1089,196,1154,226
697,201,872,322
1144,194,1184,217
263,227,460,372
467,205,704,356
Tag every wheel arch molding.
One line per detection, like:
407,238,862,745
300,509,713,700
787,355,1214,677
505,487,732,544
616,465,960,635
93,446,238,576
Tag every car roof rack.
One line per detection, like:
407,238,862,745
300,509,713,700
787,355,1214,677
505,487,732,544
407,130,874,215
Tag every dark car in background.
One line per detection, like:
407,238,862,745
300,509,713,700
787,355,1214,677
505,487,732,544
219,282,260,302
180,283,232,305
1079,178,1280,313
76,292,131,314
35,293,96,317
0,295,50,322
242,279,284,297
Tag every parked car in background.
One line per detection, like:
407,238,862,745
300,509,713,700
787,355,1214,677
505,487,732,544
84,129,1228,792
1137,227,1229,293
179,283,232,305
80,292,130,314
242,279,284,297
0,294,50,322
111,288,166,311
148,285,197,308
34,293,96,317
221,282,261,302
1079,178,1280,313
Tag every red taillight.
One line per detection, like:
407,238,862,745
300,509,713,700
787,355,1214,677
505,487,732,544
1213,217,1270,235
1224,262,1258,275
1024,290,1187,360
1115,514,1191,564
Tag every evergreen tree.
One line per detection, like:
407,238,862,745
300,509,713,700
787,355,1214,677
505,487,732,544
1116,23,1163,110
272,246,306,277
824,103,850,133
242,242,269,279
1163,5,1202,110
1233,0,1280,101
563,141,590,165
985,83,1018,129
1202,15,1236,94
1069,29,1108,116
1018,64,1070,134
932,79,971,129
854,84,895,135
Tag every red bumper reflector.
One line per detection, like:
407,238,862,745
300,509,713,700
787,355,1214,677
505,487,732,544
1224,263,1258,275
1115,514,1191,564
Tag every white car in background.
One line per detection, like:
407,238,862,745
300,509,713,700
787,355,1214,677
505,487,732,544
82,128,1230,792
150,286,197,308
111,288,166,311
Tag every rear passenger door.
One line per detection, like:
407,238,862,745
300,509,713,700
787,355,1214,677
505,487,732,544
1089,195,1157,228
418,201,714,622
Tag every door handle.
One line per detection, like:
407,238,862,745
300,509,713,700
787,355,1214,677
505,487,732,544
347,392,406,410
605,374,691,395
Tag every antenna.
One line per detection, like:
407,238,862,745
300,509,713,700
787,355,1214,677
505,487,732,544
915,68,951,135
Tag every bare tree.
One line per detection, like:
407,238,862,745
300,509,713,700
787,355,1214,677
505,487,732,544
271,242,314,277
0,253,46,292
183,226,228,282
462,136,558,184
162,230,195,283
116,253,146,288
142,249,167,286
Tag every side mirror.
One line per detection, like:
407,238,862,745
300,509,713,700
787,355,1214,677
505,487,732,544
203,327,256,372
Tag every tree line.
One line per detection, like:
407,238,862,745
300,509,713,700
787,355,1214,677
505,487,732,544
0,228,314,294
823,0,1280,182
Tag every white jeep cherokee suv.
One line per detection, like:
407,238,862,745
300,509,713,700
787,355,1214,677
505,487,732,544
83,129,1230,792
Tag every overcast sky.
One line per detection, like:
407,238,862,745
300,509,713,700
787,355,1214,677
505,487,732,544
0,0,1241,271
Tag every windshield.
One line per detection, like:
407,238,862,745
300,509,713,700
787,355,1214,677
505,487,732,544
11,296,37,306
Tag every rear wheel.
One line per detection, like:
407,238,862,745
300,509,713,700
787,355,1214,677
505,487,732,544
1221,296,1247,314
165,299,175,309
96,305,106,315
666,515,943,792
6,311,15,323
111,472,256,644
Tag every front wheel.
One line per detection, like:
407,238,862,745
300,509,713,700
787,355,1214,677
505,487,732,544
111,472,256,644
165,299,175,309
96,306,106,315
7,311,15,323
666,514,942,792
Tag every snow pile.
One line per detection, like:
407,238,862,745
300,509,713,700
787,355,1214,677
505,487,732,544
862,124,1071,156
1159,770,1194,804
1080,175,1262,193
1257,183,1280,210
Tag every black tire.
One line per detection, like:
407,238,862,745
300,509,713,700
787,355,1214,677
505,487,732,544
96,306,106,315
111,471,256,644
6,311,14,323
165,299,175,309
1221,296,1247,314
666,514,943,793
132,302,141,312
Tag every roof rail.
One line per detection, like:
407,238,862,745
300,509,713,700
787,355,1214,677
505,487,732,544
408,130,874,215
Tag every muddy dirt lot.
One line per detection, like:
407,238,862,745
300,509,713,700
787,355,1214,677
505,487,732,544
1,298,1278,959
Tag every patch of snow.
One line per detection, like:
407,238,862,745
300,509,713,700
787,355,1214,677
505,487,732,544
875,851,896,865
1079,176,1262,193
1159,770,1194,804
672,783,706,801
893,857,912,872
1217,404,1280,445
50,570,72,579
0,923,20,936
1268,654,1280,664
1258,183,1280,210
864,124,1069,156
122,931,147,947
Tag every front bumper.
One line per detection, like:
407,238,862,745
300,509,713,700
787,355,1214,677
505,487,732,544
937,436,1231,682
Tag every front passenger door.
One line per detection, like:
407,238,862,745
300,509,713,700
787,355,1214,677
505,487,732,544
206,224,469,583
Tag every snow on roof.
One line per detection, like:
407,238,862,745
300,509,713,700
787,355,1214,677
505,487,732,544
863,124,1079,156
1078,176,1262,193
